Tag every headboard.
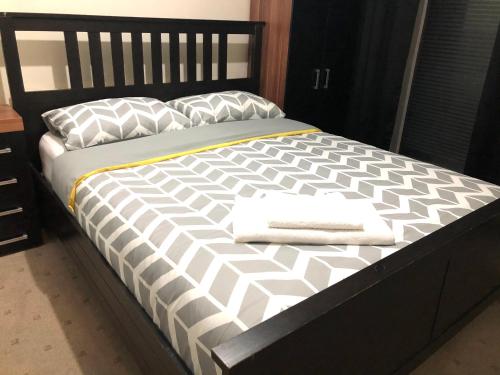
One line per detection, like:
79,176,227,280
0,12,264,167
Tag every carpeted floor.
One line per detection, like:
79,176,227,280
1,237,499,375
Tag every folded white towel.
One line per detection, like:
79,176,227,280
232,196,395,246
263,193,365,230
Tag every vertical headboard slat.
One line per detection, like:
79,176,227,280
203,32,213,81
169,32,181,84
150,32,163,84
218,32,228,80
187,32,197,82
64,31,83,89
110,31,125,86
131,31,145,85
88,31,105,88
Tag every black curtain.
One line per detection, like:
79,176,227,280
465,24,500,184
345,0,420,150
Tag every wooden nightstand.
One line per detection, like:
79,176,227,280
0,105,41,254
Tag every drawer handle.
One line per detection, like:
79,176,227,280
0,178,17,187
0,147,12,155
0,233,28,247
0,207,23,217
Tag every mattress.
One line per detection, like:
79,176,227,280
48,118,500,375
39,131,66,183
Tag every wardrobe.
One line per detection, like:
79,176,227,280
251,0,420,146
283,0,361,135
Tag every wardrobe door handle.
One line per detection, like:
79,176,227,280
312,69,320,90
323,68,331,89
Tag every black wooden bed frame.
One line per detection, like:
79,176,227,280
2,12,500,375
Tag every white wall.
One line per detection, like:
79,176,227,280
0,0,251,104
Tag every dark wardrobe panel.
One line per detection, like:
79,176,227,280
400,0,500,173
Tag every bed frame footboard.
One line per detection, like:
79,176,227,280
212,200,500,374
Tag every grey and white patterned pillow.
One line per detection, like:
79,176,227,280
166,91,285,127
42,97,191,151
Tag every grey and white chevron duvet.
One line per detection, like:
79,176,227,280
73,128,500,374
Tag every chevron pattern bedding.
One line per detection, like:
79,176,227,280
70,124,500,375
166,91,285,127
42,97,190,150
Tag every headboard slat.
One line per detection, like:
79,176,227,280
131,32,145,85
187,32,197,82
150,32,163,84
218,32,228,80
169,32,180,84
64,31,83,89
0,12,264,167
88,31,105,88
203,32,213,81
110,32,125,87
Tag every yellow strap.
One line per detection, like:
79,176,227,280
68,128,320,212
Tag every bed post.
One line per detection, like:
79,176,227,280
0,14,25,108
250,23,263,94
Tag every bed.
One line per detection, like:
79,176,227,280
2,12,500,375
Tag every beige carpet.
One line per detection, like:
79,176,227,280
1,237,499,375
0,237,142,375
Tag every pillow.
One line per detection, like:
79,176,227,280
166,91,285,127
42,97,191,150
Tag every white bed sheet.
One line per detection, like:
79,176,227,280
39,132,67,183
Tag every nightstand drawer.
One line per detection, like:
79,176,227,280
0,181,23,210
0,162,34,208
0,132,26,165
0,210,28,240
0,158,26,178
0,233,29,249
0,209,40,254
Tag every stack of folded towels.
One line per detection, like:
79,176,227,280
232,192,395,245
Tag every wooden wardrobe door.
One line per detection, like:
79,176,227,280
284,0,330,126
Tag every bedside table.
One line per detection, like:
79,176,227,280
0,105,41,254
